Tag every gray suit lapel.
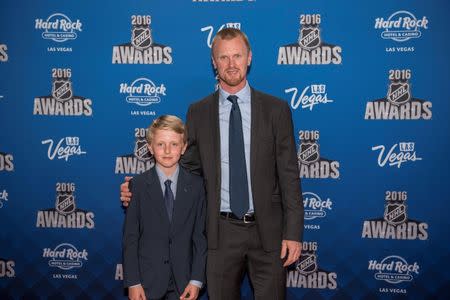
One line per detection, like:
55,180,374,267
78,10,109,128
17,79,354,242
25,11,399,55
210,92,222,202
250,88,262,187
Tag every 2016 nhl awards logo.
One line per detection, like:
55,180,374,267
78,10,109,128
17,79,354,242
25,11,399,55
287,241,337,289
362,191,428,240
372,142,422,168
115,128,154,174
278,14,342,65
201,22,241,48
365,69,432,120
119,77,165,117
0,259,15,278
0,152,14,172
303,192,332,230
36,182,95,229
298,131,339,179
286,84,334,111
33,68,93,116
369,255,419,285
43,243,88,279
112,15,172,64
0,189,8,208
0,44,8,62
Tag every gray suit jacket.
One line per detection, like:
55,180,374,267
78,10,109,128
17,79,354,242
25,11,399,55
122,166,206,298
183,87,304,251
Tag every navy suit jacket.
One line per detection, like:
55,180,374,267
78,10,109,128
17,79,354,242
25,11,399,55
122,166,206,298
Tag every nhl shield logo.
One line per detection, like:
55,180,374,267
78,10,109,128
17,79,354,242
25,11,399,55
298,26,321,50
384,203,407,225
52,80,73,102
134,138,152,161
387,82,411,106
55,194,76,215
298,142,320,165
296,253,318,275
131,27,152,50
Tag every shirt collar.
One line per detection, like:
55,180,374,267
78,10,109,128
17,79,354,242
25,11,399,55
218,81,251,105
155,164,179,185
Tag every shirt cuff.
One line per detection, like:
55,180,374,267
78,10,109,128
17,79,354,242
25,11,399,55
189,280,203,289
129,283,142,288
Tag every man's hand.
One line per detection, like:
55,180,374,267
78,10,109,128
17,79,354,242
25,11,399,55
120,176,133,207
280,240,302,267
180,283,200,300
128,285,146,300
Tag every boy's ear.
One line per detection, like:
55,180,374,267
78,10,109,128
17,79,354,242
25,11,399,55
181,142,187,155
147,144,154,155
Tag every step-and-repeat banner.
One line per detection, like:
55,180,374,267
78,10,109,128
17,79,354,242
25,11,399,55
1,1,449,299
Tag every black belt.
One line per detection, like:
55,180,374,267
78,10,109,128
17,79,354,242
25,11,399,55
220,212,255,223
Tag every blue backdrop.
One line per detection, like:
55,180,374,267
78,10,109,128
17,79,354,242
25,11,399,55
1,0,449,299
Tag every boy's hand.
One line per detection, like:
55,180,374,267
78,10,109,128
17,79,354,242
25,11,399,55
180,283,200,300
120,176,133,207
128,285,146,300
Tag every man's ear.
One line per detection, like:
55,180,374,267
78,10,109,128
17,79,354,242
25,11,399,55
211,56,217,69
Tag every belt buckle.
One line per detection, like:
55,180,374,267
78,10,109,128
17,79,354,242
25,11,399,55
243,214,252,224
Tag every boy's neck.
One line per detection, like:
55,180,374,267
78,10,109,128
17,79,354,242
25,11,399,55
155,163,179,178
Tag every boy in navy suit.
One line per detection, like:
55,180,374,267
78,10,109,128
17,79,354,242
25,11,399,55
123,115,206,300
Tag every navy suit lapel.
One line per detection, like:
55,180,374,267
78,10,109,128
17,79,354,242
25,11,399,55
172,167,192,231
146,167,170,226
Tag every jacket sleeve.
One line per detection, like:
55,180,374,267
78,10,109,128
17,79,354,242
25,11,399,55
181,104,203,176
275,101,304,242
122,179,142,287
190,180,207,283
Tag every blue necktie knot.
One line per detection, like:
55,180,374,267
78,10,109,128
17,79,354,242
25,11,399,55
227,95,239,105
165,179,172,188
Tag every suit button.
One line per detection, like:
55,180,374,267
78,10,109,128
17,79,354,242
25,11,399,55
169,239,172,245
164,260,169,264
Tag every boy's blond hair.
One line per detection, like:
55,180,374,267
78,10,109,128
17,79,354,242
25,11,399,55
146,115,187,144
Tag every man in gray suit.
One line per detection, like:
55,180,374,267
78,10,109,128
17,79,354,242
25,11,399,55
122,28,304,299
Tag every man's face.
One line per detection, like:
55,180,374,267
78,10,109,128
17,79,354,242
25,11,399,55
148,129,186,175
212,36,252,92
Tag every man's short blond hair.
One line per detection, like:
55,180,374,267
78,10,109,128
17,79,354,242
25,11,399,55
146,115,187,144
211,28,251,56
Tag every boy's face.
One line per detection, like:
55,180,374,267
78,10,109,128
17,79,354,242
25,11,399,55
148,129,187,175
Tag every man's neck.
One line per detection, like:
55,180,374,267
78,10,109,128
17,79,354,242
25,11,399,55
219,80,247,95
